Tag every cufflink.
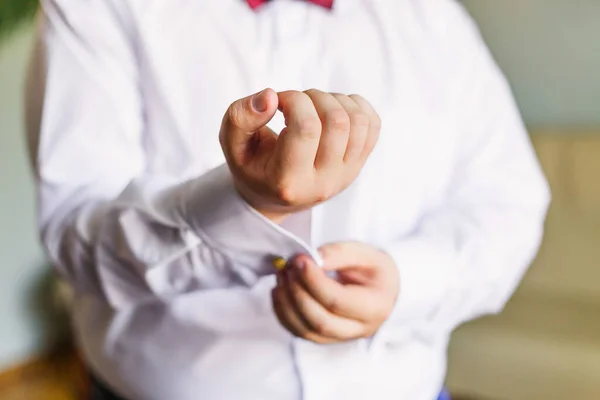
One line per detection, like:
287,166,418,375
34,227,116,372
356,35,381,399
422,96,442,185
272,257,287,271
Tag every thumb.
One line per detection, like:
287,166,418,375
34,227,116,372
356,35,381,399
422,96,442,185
319,242,390,286
220,88,278,160
319,242,382,272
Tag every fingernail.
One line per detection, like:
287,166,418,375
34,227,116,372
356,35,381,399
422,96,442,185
251,89,268,113
294,259,306,270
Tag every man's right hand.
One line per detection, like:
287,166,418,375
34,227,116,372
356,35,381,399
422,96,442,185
219,88,381,223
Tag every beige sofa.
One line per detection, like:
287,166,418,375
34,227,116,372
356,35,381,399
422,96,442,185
447,132,600,400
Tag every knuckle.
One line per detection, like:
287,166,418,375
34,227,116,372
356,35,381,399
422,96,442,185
349,94,368,108
313,190,328,204
297,264,314,285
324,296,341,314
297,117,321,136
313,185,336,204
273,181,298,205
227,103,245,128
349,111,370,129
312,318,332,336
325,109,350,132
304,88,321,96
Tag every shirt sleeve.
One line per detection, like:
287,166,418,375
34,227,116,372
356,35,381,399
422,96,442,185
26,0,313,310
376,1,551,342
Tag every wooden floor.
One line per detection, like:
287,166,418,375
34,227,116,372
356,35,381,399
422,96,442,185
0,345,87,400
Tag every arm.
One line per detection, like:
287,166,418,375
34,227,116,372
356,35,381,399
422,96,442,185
268,1,550,345
379,1,551,339
26,0,310,310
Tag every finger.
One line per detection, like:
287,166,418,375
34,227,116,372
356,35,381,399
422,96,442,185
286,266,366,339
317,242,396,310
336,268,374,286
274,91,322,174
288,256,371,322
272,286,306,338
349,94,381,160
220,88,279,165
304,89,350,169
272,278,337,344
331,94,369,163
318,241,386,272
273,272,311,337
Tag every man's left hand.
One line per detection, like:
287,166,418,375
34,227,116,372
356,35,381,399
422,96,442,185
272,242,399,344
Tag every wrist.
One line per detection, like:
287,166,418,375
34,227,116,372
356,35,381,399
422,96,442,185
233,182,290,224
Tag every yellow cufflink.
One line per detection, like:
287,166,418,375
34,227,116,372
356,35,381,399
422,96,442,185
272,257,287,271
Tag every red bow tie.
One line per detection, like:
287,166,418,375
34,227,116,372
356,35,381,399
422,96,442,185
246,0,333,11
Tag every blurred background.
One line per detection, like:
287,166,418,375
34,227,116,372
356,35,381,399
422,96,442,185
0,1,598,399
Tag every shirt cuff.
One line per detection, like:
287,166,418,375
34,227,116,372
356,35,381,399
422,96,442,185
178,164,321,275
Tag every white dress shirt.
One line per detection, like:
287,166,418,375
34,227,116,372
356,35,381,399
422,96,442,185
26,0,550,399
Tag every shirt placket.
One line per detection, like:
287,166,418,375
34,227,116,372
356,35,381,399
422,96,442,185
268,4,370,400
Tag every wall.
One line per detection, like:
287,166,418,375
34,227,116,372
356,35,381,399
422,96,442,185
0,26,64,371
462,0,600,127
